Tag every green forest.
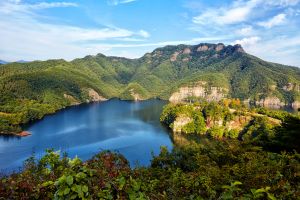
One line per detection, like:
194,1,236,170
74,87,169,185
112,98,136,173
1,43,300,134
0,101,299,199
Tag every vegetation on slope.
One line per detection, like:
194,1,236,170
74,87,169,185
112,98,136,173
119,83,150,100
1,43,300,134
160,99,300,152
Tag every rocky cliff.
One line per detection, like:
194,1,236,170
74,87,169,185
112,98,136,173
169,82,228,103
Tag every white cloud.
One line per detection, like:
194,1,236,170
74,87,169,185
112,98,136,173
0,0,78,14
233,36,261,47
27,2,78,9
115,38,146,42
86,37,226,49
241,35,300,66
236,26,255,36
265,0,300,6
193,0,261,25
0,17,137,61
107,0,137,6
121,0,137,3
191,0,297,27
258,13,286,28
0,0,150,61
138,30,150,38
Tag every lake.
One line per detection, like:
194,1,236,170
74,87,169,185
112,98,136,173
0,99,173,172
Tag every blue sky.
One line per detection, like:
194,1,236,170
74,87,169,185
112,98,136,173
0,0,300,66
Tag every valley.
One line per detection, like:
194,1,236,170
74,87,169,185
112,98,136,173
1,43,300,135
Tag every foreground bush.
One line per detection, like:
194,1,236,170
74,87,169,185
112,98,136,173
1,139,299,199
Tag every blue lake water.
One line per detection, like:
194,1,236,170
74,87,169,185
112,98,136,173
0,99,173,172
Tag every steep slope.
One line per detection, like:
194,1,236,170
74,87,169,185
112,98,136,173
133,43,300,106
0,43,300,134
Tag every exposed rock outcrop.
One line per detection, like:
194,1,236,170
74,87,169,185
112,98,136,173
292,101,300,109
197,45,209,52
88,89,107,102
270,85,277,91
172,115,193,133
227,115,252,131
182,57,190,62
215,44,225,51
256,97,285,108
183,48,191,54
283,83,300,92
64,94,80,105
170,52,180,62
129,89,143,101
17,131,31,137
234,44,245,53
152,50,162,57
169,82,228,103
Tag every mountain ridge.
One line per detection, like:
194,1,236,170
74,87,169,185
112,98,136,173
0,42,300,134
0,60,8,65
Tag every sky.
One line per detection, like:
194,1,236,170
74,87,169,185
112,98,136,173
0,0,300,67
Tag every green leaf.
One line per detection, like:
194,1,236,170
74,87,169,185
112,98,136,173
77,185,82,194
57,189,64,196
82,185,88,193
71,185,78,192
133,181,141,191
267,193,277,200
42,181,54,187
64,187,70,195
233,181,242,186
222,186,231,189
76,172,87,180
255,188,266,194
118,177,126,190
70,194,78,199
58,175,66,184
66,175,73,186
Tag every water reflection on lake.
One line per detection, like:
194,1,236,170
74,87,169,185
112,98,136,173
0,99,173,172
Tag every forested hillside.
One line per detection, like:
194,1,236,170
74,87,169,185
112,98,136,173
1,43,300,134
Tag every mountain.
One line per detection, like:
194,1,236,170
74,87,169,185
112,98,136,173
0,60,30,65
0,43,300,134
16,60,30,63
0,60,8,65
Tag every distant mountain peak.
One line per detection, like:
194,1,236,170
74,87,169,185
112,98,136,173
0,60,8,64
149,43,245,57
143,43,246,64
195,43,245,53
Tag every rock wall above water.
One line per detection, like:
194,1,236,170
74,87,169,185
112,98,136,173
172,115,193,133
87,89,107,102
169,82,228,103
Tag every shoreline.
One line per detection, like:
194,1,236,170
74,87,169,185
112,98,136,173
0,98,298,137
0,98,159,136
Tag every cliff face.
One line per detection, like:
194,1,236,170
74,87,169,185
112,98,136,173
64,88,107,105
283,83,300,92
87,89,107,102
169,82,228,103
256,97,285,108
172,115,193,133
63,94,80,106
170,109,280,135
129,89,144,101
254,96,300,109
172,114,252,134
292,101,300,108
